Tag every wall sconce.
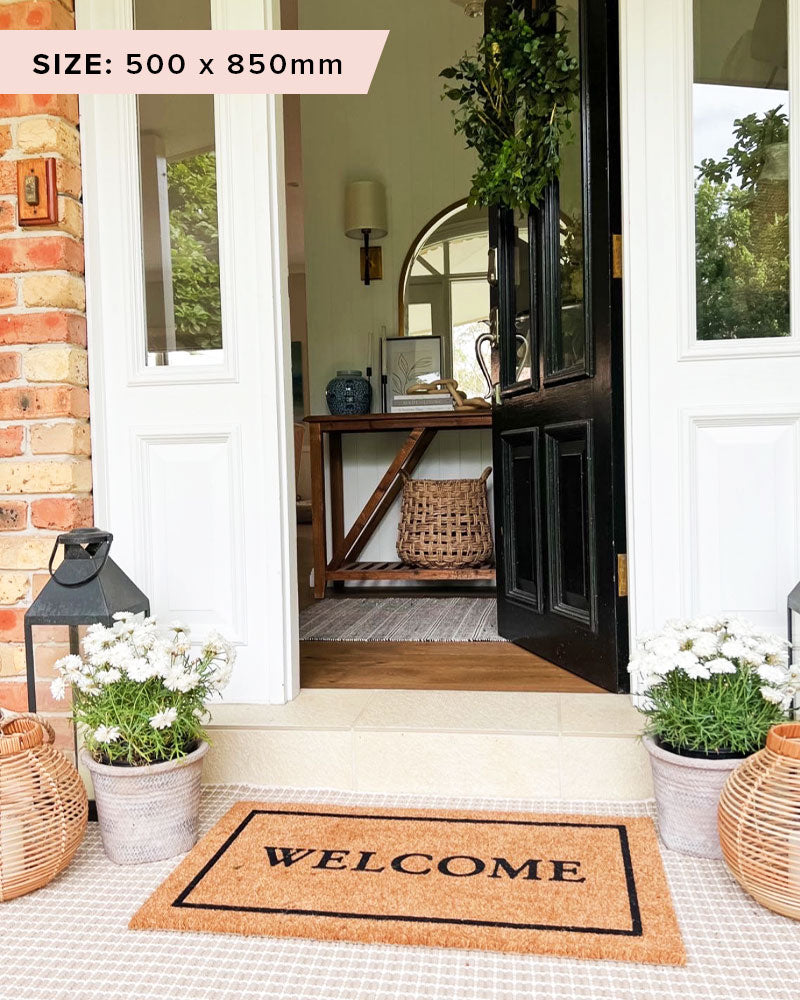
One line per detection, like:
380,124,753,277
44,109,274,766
345,180,388,285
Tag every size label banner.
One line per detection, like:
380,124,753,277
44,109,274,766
0,30,389,94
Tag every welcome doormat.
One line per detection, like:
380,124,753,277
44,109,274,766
130,802,685,965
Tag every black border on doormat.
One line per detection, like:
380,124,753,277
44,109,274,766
171,808,643,938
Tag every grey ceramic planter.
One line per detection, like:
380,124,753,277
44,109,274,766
82,741,208,866
644,736,744,859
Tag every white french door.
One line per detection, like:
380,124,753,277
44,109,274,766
78,0,298,703
621,0,800,666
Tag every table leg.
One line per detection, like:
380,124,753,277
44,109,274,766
309,423,328,599
329,431,344,557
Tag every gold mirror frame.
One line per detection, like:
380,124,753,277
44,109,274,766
396,198,471,338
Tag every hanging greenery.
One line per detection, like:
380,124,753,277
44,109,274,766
441,5,580,212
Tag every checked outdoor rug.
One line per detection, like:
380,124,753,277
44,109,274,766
130,801,685,966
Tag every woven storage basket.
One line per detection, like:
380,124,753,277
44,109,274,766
718,723,800,920
397,466,493,569
0,710,87,902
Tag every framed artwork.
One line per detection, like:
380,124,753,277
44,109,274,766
381,335,443,412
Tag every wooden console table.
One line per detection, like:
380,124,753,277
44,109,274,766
305,412,494,598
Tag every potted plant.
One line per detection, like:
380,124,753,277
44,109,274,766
629,617,796,859
51,613,233,865
441,5,580,212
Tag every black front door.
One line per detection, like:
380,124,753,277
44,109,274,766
490,0,627,691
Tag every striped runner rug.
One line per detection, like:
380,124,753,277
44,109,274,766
299,597,505,642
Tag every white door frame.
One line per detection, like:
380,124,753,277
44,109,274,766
78,0,299,704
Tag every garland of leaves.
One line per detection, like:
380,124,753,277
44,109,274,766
441,5,580,212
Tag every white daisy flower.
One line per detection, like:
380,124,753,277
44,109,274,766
706,657,736,675
50,676,67,701
149,707,178,730
760,686,784,705
93,725,121,744
757,664,788,687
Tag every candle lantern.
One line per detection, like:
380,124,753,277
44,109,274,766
788,579,800,666
24,528,149,714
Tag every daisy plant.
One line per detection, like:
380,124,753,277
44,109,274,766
628,617,797,756
52,613,234,766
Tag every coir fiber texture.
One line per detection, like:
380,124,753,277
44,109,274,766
130,801,685,966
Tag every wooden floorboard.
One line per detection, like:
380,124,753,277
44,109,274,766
300,641,605,693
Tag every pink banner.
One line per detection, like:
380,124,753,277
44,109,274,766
0,30,389,94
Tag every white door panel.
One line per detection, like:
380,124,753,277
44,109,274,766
79,0,297,703
621,0,800,668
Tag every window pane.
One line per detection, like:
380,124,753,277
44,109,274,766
136,1,222,366
451,279,490,398
694,0,789,340
449,232,489,274
408,303,433,337
547,0,586,375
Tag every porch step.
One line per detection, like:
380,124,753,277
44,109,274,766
206,690,652,801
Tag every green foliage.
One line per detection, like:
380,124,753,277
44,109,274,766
167,152,222,351
643,666,787,756
52,615,233,767
695,107,789,340
441,6,580,211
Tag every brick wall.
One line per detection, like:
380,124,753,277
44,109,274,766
0,0,88,753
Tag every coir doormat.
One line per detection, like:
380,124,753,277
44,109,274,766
130,802,686,966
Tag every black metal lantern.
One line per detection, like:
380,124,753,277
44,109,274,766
24,528,149,713
789,579,800,667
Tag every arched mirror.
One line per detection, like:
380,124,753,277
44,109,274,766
398,201,491,398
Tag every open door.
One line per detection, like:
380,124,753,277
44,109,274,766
491,0,627,691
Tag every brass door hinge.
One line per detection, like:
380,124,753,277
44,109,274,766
617,554,628,598
612,233,623,279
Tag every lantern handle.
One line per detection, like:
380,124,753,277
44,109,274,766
48,535,111,588
0,709,56,744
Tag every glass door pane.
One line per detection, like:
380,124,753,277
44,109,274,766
135,0,223,367
546,0,587,378
693,0,789,340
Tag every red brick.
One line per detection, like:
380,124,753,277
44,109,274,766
55,159,81,199
0,163,14,196
32,641,69,678
0,94,78,124
0,426,23,457
45,713,75,750
0,3,74,31
0,679,28,712
0,125,10,156
0,352,20,381
0,680,70,714
0,278,15,307
0,385,89,419
0,201,15,233
31,496,92,530
0,236,83,275
0,312,86,346
0,608,24,641
0,501,26,530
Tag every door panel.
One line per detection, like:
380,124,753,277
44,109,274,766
79,0,297,704
492,0,626,691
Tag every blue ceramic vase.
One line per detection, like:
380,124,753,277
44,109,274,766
326,370,372,416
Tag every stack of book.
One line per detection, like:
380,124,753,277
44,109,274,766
389,393,454,414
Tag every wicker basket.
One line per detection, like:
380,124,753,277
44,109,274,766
718,723,800,920
0,710,88,902
397,466,493,569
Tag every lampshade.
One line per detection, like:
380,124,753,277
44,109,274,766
345,180,388,240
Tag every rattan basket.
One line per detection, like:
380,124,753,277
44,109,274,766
0,710,88,902
718,722,800,920
397,466,493,569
